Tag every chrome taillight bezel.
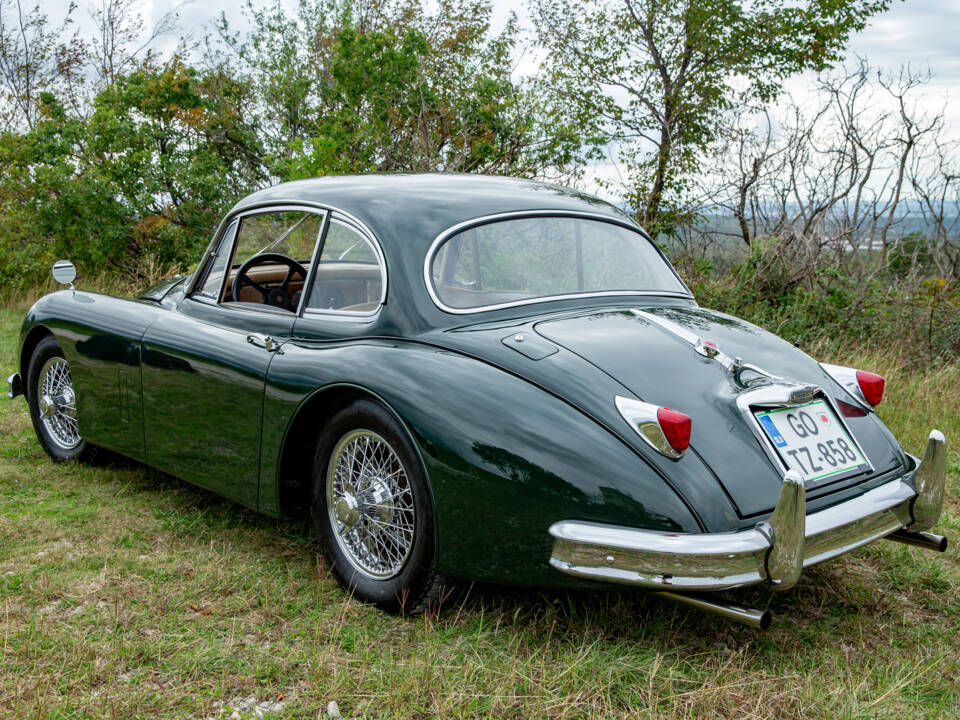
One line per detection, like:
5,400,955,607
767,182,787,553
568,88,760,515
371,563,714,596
615,396,688,459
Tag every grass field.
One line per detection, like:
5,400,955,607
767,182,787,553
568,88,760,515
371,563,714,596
0,305,958,719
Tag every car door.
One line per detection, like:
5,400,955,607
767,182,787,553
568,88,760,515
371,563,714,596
140,207,327,508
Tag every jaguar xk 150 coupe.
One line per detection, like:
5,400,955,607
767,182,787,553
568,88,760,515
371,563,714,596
7,174,948,628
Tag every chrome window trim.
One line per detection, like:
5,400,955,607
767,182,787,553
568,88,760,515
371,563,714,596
300,213,388,320
422,209,694,315
295,211,331,316
190,204,329,308
185,200,385,299
192,219,238,300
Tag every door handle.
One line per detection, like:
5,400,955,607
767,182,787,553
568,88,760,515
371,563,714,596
246,334,282,353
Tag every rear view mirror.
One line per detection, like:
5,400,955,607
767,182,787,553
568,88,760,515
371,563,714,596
52,260,76,287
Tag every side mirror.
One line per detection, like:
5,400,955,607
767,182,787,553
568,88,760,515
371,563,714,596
52,260,77,288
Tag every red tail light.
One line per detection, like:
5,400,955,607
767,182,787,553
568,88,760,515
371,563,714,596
856,370,885,407
837,399,868,418
657,407,691,453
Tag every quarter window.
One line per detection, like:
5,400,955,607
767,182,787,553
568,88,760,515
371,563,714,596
197,222,236,298
305,220,384,313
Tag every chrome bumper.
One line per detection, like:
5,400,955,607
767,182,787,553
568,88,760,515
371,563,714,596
549,430,947,591
6,373,22,400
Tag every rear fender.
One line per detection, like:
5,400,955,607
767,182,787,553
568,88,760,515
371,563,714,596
264,339,700,587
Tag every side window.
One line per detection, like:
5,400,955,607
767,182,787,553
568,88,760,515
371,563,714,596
223,209,324,309
197,222,237,299
232,211,323,267
305,219,384,313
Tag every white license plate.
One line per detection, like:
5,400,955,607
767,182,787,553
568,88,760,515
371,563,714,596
754,400,870,485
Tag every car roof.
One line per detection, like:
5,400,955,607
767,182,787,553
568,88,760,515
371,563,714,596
230,173,636,251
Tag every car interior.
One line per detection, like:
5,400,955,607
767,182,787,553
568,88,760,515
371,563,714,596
204,210,383,314
222,260,382,312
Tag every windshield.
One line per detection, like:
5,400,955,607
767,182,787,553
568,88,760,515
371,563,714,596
429,216,687,311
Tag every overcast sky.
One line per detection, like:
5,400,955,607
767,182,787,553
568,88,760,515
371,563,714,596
46,0,959,80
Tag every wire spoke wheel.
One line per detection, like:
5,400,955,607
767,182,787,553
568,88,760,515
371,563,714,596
36,357,81,451
326,429,416,579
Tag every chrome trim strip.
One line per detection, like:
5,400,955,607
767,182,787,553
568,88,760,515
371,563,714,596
423,209,694,315
7,372,23,400
549,431,946,591
632,309,702,348
819,362,873,412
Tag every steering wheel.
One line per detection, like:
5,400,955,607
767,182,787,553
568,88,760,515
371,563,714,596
231,253,307,311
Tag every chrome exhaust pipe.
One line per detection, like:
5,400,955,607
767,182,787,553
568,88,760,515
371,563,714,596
654,591,772,630
886,529,948,552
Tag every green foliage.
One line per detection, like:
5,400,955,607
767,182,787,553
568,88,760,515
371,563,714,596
0,58,264,287
889,233,934,278
685,246,960,361
0,0,586,292
212,0,580,180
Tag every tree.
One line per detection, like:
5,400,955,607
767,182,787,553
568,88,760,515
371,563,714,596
0,0,80,130
531,0,893,235
208,0,585,180
0,59,266,279
89,0,180,90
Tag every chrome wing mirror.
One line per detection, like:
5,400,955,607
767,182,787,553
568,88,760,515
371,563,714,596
52,260,76,289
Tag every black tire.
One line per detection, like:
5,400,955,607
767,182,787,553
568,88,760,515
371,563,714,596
311,398,443,615
26,335,99,463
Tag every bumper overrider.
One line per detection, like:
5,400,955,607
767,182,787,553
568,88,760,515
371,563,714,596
7,373,23,400
549,430,947,598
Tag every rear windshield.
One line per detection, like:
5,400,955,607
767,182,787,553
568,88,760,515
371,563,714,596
429,216,687,310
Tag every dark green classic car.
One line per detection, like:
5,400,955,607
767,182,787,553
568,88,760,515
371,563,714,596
6,175,948,628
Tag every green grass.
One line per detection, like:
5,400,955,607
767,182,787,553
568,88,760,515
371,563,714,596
0,306,958,719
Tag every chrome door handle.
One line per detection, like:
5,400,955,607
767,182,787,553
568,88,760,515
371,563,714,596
246,334,281,352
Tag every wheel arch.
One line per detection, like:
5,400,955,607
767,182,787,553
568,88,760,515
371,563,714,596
274,382,437,528
19,324,56,403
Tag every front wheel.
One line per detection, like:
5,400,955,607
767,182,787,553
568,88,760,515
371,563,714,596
311,398,443,615
27,335,98,462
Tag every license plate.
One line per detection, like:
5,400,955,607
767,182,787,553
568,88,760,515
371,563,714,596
754,400,870,486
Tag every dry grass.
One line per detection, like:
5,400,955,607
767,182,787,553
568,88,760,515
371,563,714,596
0,306,958,719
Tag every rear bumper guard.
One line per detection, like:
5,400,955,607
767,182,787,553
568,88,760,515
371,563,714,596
549,430,947,592
7,373,23,400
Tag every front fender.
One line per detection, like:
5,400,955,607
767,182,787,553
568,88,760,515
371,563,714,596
18,290,163,461
263,339,700,587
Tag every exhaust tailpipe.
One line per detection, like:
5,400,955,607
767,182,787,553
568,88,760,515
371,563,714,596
886,529,948,552
653,591,772,630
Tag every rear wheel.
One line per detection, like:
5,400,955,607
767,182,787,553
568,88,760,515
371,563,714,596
311,398,443,614
27,335,98,462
